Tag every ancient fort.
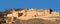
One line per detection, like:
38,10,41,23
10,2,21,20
0,8,60,24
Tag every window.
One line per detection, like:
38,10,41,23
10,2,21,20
18,13,23,17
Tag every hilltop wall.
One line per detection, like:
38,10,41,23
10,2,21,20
5,8,60,20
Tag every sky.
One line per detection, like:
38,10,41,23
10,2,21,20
0,0,60,12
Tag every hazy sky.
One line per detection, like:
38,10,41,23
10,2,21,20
0,0,60,12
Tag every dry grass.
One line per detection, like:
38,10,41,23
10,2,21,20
12,18,60,24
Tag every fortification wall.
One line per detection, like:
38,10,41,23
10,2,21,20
6,8,60,20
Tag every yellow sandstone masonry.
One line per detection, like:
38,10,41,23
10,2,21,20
5,8,60,20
